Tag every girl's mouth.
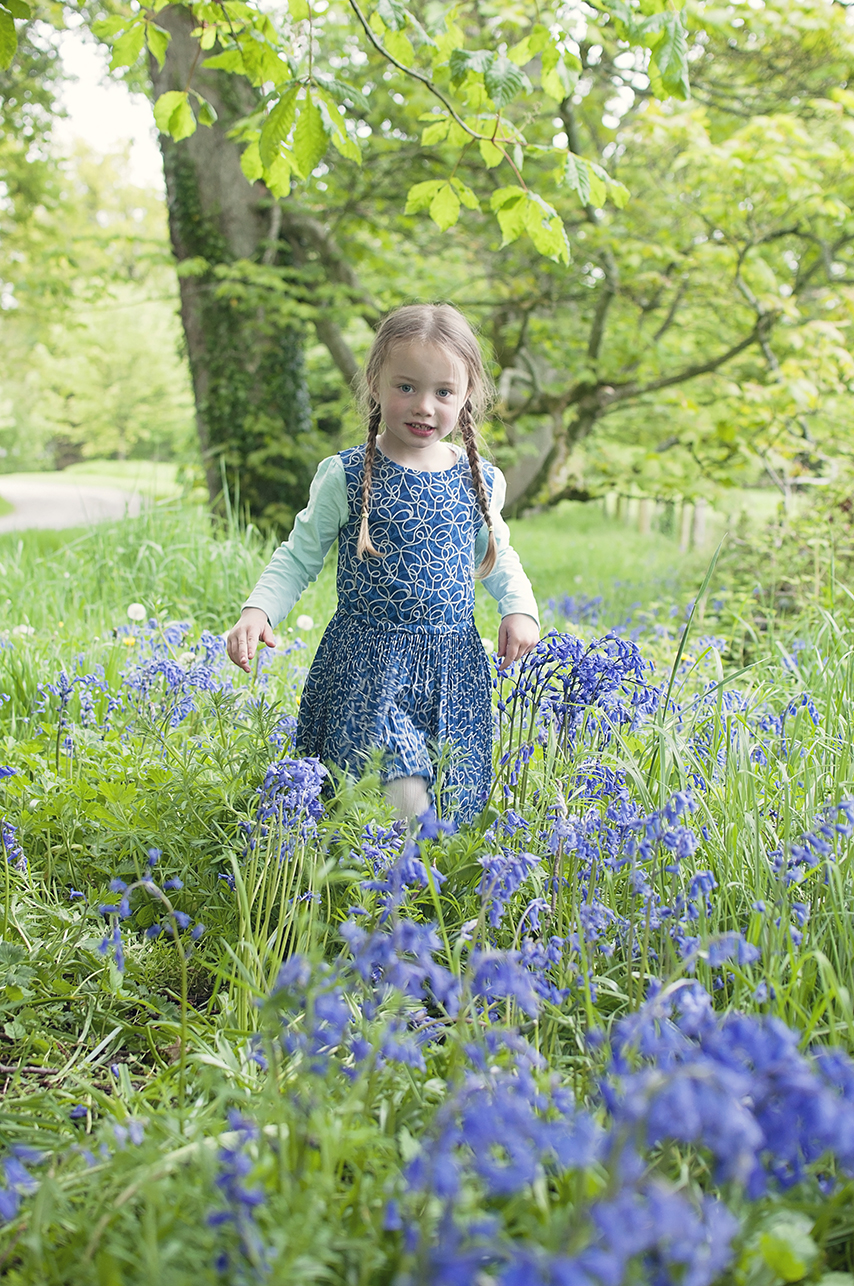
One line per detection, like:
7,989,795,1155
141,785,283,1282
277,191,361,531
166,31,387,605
406,423,434,438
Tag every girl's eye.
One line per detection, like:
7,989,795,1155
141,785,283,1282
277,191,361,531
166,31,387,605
437,389,451,398
398,383,413,393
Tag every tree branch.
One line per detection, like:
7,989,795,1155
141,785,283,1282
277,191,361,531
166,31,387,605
277,204,379,326
277,204,379,385
605,320,768,403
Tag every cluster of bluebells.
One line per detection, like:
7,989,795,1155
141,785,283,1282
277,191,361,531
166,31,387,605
494,632,660,796
36,666,121,739
0,1110,146,1227
0,1147,43,1223
755,691,821,763
769,798,854,885
358,810,453,918
545,593,604,628
398,981,854,1285
121,624,233,728
34,622,290,745
208,1111,270,1279
245,756,328,862
608,980,854,1194
538,771,731,969
399,1023,736,1286
98,849,204,972
0,769,26,874
268,875,579,1082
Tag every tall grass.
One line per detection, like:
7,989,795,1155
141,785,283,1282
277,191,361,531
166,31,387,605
0,501,853,1283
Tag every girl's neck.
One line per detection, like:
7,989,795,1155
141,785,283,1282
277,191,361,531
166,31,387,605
376,433,460,473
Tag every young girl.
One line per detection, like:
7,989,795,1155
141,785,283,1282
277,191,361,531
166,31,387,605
226,304,540,823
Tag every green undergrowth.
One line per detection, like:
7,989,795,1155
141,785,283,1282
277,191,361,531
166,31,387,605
0,502,853,1282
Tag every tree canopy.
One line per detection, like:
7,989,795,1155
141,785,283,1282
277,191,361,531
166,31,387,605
2,0,853,518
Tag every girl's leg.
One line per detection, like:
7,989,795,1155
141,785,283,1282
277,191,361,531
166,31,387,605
386,775,430,821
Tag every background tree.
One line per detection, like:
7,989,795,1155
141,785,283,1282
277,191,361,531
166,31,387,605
6,0,852,522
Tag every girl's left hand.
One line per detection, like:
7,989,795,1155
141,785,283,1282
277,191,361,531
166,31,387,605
497,614,540,671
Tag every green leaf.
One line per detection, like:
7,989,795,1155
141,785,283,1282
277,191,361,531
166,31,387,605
449,47,493,85
288,0,310,18
316,90,361,163
313,74,370,113
197,97,217,127
145,21,170,70
649,12,689,99
240,140,264,182
421,118,450,146
759,1219,818,1283
508,23,551,66
153,91,197,141
329,127,360,163
376,0,406,31
3,0,28,17
259,85,299,168
169,98,197,142
451,178,480,210
562,152,592,205
405,179,444,214
542,55,578,102
109,23,145,72
384,28,414,64
292,91,328,179
429,182,460,231
484,55,529,109
265,151,294,198
240,37,291,87
490,186,527,245
479,139,503,168
91,15,126,37
202,49,245,73
153,90,184,134
524,193,570,263
0,9,15,69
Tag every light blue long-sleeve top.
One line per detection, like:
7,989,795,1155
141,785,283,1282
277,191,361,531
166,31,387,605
244,449,539,627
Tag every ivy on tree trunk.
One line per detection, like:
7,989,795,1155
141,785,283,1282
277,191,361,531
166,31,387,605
149,6,314,533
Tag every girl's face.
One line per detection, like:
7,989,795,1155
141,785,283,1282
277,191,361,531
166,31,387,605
375,341,468,465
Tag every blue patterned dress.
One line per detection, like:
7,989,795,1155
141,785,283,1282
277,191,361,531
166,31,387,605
295,445,493,822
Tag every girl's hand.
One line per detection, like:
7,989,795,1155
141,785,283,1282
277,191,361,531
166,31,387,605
497,614,539,671
227,607,276,673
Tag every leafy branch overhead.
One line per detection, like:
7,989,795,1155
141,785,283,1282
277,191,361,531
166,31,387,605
86,0,690,262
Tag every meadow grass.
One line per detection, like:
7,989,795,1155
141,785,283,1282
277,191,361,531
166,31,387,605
0,500,853,1283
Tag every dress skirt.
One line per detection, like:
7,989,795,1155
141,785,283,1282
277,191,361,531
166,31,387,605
296,610,492,824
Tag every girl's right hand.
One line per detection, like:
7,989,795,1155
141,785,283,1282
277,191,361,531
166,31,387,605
226,607,276,672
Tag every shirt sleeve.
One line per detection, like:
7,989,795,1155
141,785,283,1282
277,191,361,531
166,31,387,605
475,467,540,624
243,454,348,626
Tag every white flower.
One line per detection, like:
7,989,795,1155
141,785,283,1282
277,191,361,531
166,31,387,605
178,651,196,668
295,614,315,631
481,637,495,653
127,603,146,622
12,624,35,637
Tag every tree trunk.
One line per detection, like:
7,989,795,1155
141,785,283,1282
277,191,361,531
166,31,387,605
149,8,313,532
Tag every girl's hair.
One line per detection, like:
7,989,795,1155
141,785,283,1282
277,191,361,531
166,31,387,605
357,303,497,576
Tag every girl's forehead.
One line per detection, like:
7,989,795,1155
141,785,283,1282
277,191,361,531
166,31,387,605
383,340,467,386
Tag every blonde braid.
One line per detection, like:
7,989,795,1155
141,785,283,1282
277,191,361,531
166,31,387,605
459,399,497,578
357,400,383,559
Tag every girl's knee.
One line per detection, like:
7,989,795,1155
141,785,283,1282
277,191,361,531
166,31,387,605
385,775,430,821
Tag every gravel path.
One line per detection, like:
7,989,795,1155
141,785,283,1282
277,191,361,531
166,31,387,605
0,479,143,533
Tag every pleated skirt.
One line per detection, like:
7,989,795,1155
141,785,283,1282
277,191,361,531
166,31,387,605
295,611,492,823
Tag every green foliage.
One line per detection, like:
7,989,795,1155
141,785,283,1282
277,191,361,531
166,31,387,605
0,502,854,1278
0,146,195,473
85,1,692,264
